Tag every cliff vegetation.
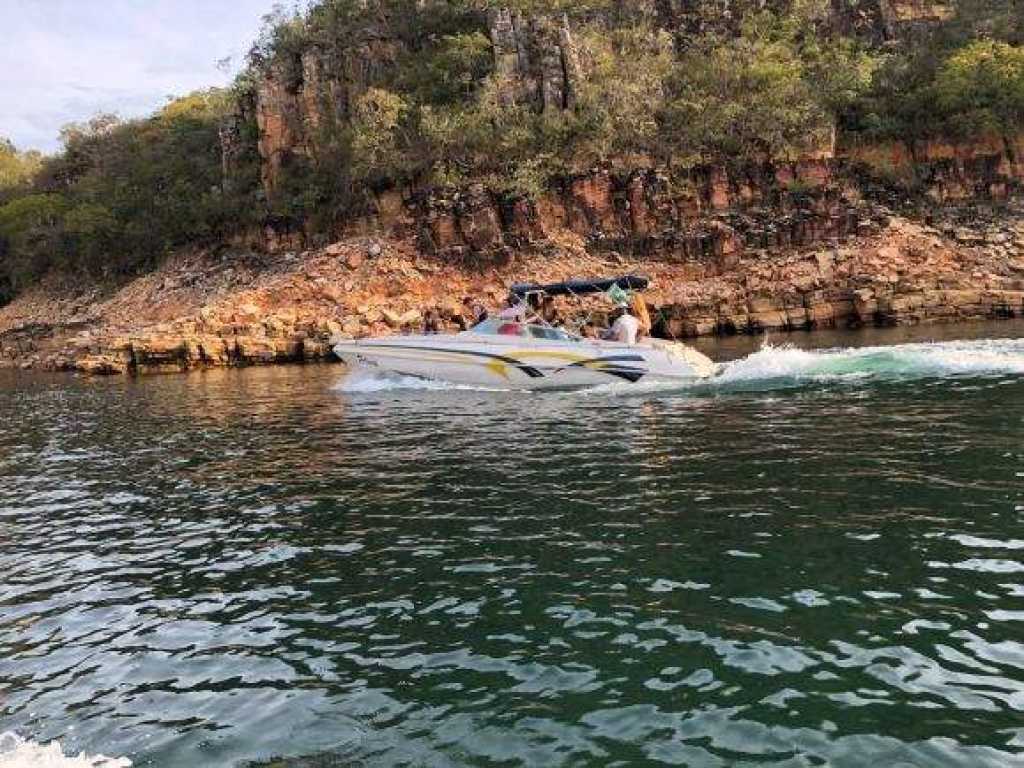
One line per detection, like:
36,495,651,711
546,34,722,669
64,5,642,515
1,0,1024,307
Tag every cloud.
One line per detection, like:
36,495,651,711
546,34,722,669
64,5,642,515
0,0,281,153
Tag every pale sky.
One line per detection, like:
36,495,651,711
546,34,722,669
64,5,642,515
0,0,287,153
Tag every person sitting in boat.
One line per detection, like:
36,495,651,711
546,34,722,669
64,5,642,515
499,295,528,322
540,295,561,327
603,302,640,345
630,293,652,339
423,308,443,334
461,296,488,328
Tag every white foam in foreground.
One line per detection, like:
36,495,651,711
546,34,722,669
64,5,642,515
0,734,130,768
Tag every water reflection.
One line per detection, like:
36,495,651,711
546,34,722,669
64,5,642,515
1,324,1023,766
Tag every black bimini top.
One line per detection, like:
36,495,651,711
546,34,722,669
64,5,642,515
509,275,650,299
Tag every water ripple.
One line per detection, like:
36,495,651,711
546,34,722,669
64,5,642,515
1,330,1024,766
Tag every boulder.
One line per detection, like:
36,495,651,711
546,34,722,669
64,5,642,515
77,355,129,375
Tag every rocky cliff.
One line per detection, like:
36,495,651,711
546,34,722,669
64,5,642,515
249,6,586,197
242,1,1020,266
401,130,1024,272
2,199,1023,375
3,0,1022,376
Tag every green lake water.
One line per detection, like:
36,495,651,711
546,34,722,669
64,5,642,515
2,322,1024,767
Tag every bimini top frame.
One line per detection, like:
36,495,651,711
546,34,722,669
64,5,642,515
508,275,650,300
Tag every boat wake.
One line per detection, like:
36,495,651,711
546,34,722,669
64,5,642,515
586,338,1024,397
714,338,1024,387
334,338,1024,397
0,733,130,768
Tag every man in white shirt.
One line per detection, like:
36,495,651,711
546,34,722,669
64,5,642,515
605,303,640,344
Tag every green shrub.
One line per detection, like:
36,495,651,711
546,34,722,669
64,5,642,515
0,88,260,298
662,12,862,165
934,40,1024,135
0,140,42,192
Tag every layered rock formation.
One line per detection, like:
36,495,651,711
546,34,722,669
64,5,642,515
653,210,1024,338
250,6,587,197
879,0,955,32
489,9,582,112
240,0,972,186
2,203,1022,375
408,131,1024,268
238,0,1021,269
847,133,1024,203
252,14,406,195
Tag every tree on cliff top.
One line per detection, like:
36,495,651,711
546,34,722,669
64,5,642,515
934,40,1024,136
0,140,43,194
0,89,259,297
0,140,49,304
660,10,873,165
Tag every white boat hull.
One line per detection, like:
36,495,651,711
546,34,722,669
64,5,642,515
333,333,716,391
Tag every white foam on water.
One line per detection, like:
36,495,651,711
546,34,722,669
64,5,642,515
333,370,512,394
582,338,1024,397
715,338,1024,386
580,376,699,397
0,733,130,768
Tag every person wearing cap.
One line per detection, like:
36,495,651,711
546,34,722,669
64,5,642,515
603,302,640,344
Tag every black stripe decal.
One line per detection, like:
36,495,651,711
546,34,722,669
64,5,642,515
560,354,649,382
568,354,647,366
603,369,646,383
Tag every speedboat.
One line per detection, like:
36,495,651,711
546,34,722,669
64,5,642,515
333,276,717,391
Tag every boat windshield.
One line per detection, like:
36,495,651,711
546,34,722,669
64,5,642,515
469,318,580,342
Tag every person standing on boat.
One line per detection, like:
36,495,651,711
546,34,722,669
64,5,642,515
604,302,640,344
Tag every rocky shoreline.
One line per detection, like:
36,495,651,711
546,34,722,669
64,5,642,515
4,0,1024,378
1,202,1023,376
